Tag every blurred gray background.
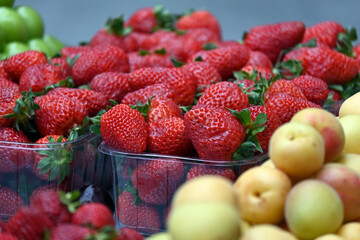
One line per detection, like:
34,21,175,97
15,0,360,46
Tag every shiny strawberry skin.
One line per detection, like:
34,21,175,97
131,158,185,205
90,29,127,51
117,191,161,233
197,81,249,112
46,87,108,117
19,63,66,93
292,75,329,106
50,57,72,77
123,32,149,53
140,30,178,50
244,21,305,63
147,117,193,156
121,83,176,106
71,45,130,86
188,44,250,80
265,93,321,124
72,202,115,229
0,186,24,216
0,87,20,128
0,60,12,81
186,165,236,182
3,51,48,82
90,72,132,103
100,104,147,153
354,42,360,64
299,47,359,84
302,21,345,48
146,97,183,124
265,79,307,102
128,52,173,72
245,51,273,69
34,95,88,137
50,223,91,240
60,46,92,59
127,67,167,91
125,7,156,33
184,105,245,161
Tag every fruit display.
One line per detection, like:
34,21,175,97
1,1,360,239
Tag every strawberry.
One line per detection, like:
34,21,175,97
0,77,19,91
46,87,108,117
0,187,24,217
147,117,193,156
49,223,91,240
117,228,144,240
3,51,48,82
181,61,222,92
176,10,222,40
4,207,54,240
236,79,256,92
72,202,115,229
50,57,72,77
302,21,345,48
292,75,329,106
0,233,18,240
328,89,342,101
90,72,132,103
19,63,67,93
127,67,167,91
0,127,32,173
128,50,173,72
125,7,157,33
71,45,130,86
0,60,12,80
188,44,250,80
299,47,359,84
186,165,236,182
139,30,178,51
0,87,21,128
184,105,246,160
197,81,249,112
90,28,127,52
131,158,185,205
60,46,92,60
30,189,71,225
100,104,147,153
245,51,273,69
121,83,176,106
123,32,149,53
244,21,305,63
218,40,242,48
34,95,88,137
354,42,360,64
264,79,307,102
265,93,321,124
146,97,183,124
116,191,161,233
248,105,282,151
240,65,274,80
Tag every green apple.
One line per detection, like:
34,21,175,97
241,224,298,240
233,166,292,224
4,41,29,57
167,202,241,240
269,122,325,180
16,5,44,39
28,38,54,57
0,0,14,7
285,179,344,240
0,7,28,42
339,115,360,154
43,34,65,55
337,222,360,240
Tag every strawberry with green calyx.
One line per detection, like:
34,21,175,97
228,108,267,159
152,4,178,32
0,86,21,128
328,73,360,100
239,65,274,81
50,57,72,77
334,26,357,57
58,190,82,214
128,48,173,72
72,202,115,229
49,223,92,240
245,50,273,69
60,46,92,60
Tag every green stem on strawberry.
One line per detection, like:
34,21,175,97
89,100,119,135
85,226,118,240
104,15,132,36
171,58,186,67
202,42,218,50
328,73,360,100
59,190,82,213
129,97,153,118
153,4,178,32
34,76,75,96
335,26,357,57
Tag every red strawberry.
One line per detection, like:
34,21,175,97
218,40,242,48
121,83,176,106
46,87,107,117
302,21,345,48
264,79,307,102
90,29,127,51
248,105,282,151
0,60,12,81
176,10,222,40
0,77,19,91
245,51,273,69
127,67,167,91
328,89,342,101
181,61,222,92
60,46,92,59
50,57,72,77
148,117,193,156
0,233,18,240
236,79,256,92
100,104,147,153
128,51,173,72
292,75,329,106
184,105,246,160
125,7,157,33
30,189,71,225
0,87,21,128
50,223,91,240
146,97,183,124
19,63,66,92
72,202,115,229
123,32,149,53
117,191,161,233
265,93,321,124
140,30,178,51
244,21,305,63
354,42,360,64
131,158,185,205
0,187,24,217
34,95,88,137
0,127,32,173
240,65,274,80
117,228,144,240
90,72,132,103
186,165,236,182
4,207,54,240
197,81,249,112
3,51,48,82
299,47,359,84
188,44,250,79
71,45,130,86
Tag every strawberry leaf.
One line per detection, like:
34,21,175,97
329,73,360,100
153,5,177,32
171,58,186,68
138,49,150,56
89,109,106,135
154,48,167,55
202,42,218,50
68,116,90,141
335,26,357,57
105,15,132,36
194,56,203,62
129,97,153,118
66,55,80,68
59,190,82,213
274,59,303,79
36,77,75,96
179,105,193,115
